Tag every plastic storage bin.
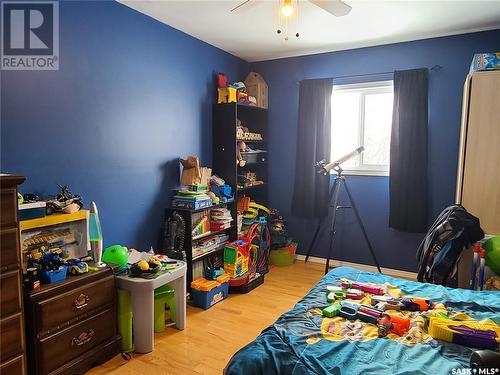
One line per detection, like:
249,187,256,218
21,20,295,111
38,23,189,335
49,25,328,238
191,274,229,310
18,202,46,221
270,242,297,267
39,265,68,284
241,151,267,164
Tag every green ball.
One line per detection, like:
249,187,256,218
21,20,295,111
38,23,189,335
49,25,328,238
483,236,500,275
102,245,129,267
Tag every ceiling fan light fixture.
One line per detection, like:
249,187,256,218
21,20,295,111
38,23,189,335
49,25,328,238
281,0,294,17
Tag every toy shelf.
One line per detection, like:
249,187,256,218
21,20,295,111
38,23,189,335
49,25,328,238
170,202,234,214
213,103,269,216
163,206,234,291
239,161,267,167
192,226,232,241
19,210,91,271
238,183,267,192
19,210,89,231
236,139,266,143
192,244,225,262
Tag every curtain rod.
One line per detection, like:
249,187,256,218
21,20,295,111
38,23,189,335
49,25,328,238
296,65,443,85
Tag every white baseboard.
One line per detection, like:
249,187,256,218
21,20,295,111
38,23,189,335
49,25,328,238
295,255,417,281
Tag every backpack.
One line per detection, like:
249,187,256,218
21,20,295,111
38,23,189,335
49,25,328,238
416,204,484,285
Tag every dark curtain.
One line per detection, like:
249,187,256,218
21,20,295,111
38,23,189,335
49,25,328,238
291,79,332,219
389,68,429,232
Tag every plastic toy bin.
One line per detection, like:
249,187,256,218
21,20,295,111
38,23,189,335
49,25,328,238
270,242,297,267
39,265,68,284
191,275,229,310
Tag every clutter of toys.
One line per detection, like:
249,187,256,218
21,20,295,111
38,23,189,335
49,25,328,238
18,185,106,290
216,71,268,109
321,278,500,351
168,148,297,308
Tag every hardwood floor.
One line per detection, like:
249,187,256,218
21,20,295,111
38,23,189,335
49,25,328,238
88,261,325,375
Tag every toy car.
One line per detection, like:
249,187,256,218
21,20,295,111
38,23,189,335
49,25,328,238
65,258,89,275
23,193,40,203
46,185,83,215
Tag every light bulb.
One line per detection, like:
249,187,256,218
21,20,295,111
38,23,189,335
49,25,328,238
281,0,294,17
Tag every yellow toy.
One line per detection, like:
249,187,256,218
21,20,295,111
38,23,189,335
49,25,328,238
137,260,149,271
217,87,237,104
223,240,249,278
429,317,500,350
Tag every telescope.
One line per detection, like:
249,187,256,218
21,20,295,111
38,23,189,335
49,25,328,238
307,145,382,275
315,146,364,175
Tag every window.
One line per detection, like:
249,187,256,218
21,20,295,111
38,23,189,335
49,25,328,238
331,80,393,176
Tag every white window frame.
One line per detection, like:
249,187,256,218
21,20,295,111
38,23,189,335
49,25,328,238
331,80,393,177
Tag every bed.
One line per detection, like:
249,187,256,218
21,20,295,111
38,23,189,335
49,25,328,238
225,266,500,375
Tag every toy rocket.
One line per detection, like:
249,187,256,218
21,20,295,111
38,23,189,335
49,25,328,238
89,201,104,266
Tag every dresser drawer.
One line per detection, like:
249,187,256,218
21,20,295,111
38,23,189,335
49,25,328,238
0,354,25,375
0,270,22,319
36,275,115,332
0,313,24,363
0,188,18,228
0,228,20,272
38,308,115,374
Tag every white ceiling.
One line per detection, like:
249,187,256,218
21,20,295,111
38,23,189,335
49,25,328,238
120,0,500,62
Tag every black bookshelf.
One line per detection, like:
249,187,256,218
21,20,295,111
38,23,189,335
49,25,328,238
213,103,269,229
164,205,234,291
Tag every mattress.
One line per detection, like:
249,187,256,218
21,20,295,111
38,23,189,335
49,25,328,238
225,266,500,375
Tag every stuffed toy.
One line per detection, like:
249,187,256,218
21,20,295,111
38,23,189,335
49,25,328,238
237,141,247,167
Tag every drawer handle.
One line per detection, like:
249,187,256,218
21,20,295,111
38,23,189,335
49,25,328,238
71,329,95,346
74,293,90,309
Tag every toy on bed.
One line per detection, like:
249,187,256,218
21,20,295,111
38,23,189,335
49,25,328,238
429,317,500,351
340,279,386,295
371,295,434,312
321,278,500,351
321,298,411,337
225,267,500,375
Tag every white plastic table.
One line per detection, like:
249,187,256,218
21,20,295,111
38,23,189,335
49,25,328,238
116,262,186,353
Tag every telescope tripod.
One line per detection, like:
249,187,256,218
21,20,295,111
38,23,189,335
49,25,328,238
304,169,382,275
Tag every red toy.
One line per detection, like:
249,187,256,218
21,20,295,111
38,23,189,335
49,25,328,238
217,73,228,88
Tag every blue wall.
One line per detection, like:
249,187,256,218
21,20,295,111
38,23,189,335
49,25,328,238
1,1,498,272
251,30,500,272
1,1,248,249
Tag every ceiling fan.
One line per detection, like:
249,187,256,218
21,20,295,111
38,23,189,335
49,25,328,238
231,0,352,18
231,0,351,40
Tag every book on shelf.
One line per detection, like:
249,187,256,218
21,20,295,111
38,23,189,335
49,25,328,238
210,207,233,227
210,222,232,231
172,199,212,210
174,194,211,202
192,233,229,259
192,216,210,238
186,185,208,192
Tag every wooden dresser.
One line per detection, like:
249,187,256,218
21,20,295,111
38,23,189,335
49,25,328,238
0,174,27,375
24,267,121,374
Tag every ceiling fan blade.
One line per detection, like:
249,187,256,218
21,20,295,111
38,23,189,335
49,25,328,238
230,0,263,13
309,0,352,17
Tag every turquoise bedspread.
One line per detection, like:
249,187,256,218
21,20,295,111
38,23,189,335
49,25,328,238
225,266,500,375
